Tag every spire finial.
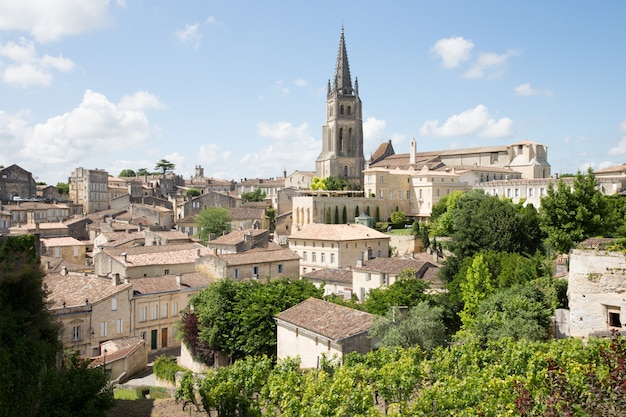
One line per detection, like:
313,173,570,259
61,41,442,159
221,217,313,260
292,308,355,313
332,26,353,95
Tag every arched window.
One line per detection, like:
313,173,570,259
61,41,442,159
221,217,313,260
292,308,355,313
340,105,344,115
339,128,343,151
344,165,348,177
347,106,351,115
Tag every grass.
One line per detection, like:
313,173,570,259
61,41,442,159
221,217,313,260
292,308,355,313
114,389,141,400
387,228,413,235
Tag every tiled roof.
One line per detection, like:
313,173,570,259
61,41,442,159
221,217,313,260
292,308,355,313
209,229,266,245
302,268,353,284
354,257,435,275
275,298,373,341
220,246,300,266
41,237,86,247
290,223,389,241
230,207,265,220
131,272,216,294
44,273,132,308
103,243,211,266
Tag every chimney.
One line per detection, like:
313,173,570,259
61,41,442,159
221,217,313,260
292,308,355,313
196,247,201,258
356,258,363,267
121,252,127,263
176,274,182,286
410,138,416,165
112,273,120,286
61,266,68,276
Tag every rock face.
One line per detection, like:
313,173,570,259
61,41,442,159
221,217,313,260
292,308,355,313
568,249,626,338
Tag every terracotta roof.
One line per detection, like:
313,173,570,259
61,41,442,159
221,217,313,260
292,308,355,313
230,207,265,220
209,229,266,245
275,298,373,341
131,272,216,294
92,336,145,366
290,223,389,241
302,268,353,284
220,246,300,266
41,237,86,247
102,243,211,266
44,273,132,308
354,257,436,275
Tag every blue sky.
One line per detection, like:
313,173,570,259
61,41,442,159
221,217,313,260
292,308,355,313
2,1,626,185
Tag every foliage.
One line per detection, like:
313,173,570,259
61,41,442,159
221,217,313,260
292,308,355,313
355,205,360,217
136,168,149,176
185,188,201,198
196,207,232,243
334,206,339,224
375,206,380,223
154,158,175,175
540,169,610,253
118,169,136,177
370,302,447,351
362,269,430,316
153,355,184,383
190,277,322,360
342,205,348,224
310,176,327,190
179,309,215,365
326,206,331,224
431,190,466,236
326,175,348,191
241,188,266,203
56,181,69,194
390,210,407,225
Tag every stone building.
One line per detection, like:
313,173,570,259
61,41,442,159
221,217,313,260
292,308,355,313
0,164,37,201
315,27,365,187
69,167,109,214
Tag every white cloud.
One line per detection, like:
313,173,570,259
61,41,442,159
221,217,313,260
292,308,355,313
175,23,202,49
0,90,164,182
0,0,114,42
198,144,232,165
0,38,75,87
609,137,626,155
430,36,474,68
294,78,308,87
419,105,513,138
363,117,387,154
515,82,553,97
205,16,226,29
464,50,520,79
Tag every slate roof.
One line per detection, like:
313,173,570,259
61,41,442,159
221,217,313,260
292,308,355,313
275,297,373,341
290,223,389,242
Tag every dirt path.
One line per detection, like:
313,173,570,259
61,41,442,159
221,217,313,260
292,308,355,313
107,398,207,417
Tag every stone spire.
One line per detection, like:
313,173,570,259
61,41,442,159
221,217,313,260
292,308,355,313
331,26,353,96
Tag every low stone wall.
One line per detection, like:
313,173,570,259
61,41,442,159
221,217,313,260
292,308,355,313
178,343,213,374
389,234,417,256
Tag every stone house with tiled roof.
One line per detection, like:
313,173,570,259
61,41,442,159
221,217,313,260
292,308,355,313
41,236,88,265
206,229,268,254
45,270,133,357
93,231,146,254
289,223,390,276
0,164,37,201
92,336,147,383
94,242,212,279
229,206,267,230
352,257,440,302
197,243,300,281
301,268,353,298
9,222,68,237
275,298,374,368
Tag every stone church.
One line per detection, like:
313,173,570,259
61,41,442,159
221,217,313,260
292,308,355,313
315,27,365,187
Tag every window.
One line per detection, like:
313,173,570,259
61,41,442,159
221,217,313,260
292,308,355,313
140,306,147,322
515,188,520,197
381,273,388,286
162,303,168,318
116,319,123,334
100,322,107,337
506,189,512,198
172,302,179,317
234,268,240,279
365,272,371,281
252,266,260,277
321,253,325,262
140,331,146,341
111,297,117,311
303,252,307,261
74,246,79,257
72,326,81,341
312,252,317,262
277,264,284,273
529,188,534,197
380,190,384,199
608,306,622,328
540,187,546,196
164,269,170,275
54,247,60,258
151,305,158,320
407,190,410,199
330,253,335,263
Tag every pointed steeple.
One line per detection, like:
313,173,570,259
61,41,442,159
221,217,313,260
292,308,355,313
332,26,353,95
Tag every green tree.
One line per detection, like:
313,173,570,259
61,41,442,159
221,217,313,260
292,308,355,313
241,188,266,203
196,207,232,243
186,188,201,198
154,158,175,175
118,169,136,177
325,175,347,191
326,206,331,224
354,205,360,218
369,302,446,351
540,169,610,253
56,182,69,194
334,206,339,224
375,206,380,223
459,254,493,327
136,167,149,176
362,269,430,315
390,210,407,225
342,205,347,224
310,176,327,190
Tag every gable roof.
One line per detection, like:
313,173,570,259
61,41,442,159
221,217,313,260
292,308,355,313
44,273,132,308
219,245,300,266
290,223,389,242
354,257,437,276
131,272,216,295
275,298,373,341
302,268,353,284
102,242,211,267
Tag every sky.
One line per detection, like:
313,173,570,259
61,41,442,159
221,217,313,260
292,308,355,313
2,1,626,185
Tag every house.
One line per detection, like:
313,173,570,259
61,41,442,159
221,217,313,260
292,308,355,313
93,231,145,254
92,336,148,384
285,170,316,190
206,229,269,254
352,257,440,302
69,167,109,214
567,238,626,339
288,223,390,275
93,242,212,279
130,272,216,351
4,201,72,226
9,222,69,238
229,205,267,230
197,243,300,281
45,270,133,357
144,229,191,246
274,298,374,368
301,268,353,298
40,237,88,265
177,190,237,220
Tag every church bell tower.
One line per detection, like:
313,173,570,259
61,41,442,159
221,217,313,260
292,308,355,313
315,27,364,187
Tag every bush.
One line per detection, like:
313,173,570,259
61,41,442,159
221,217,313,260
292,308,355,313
153,356,184,384
135,386,150,398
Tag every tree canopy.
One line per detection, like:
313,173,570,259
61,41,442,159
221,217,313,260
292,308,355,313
118,169,136,177
154,159,175,175
56,182,69,194
186,188,201,198
196,207,232,243
241,188,266,203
